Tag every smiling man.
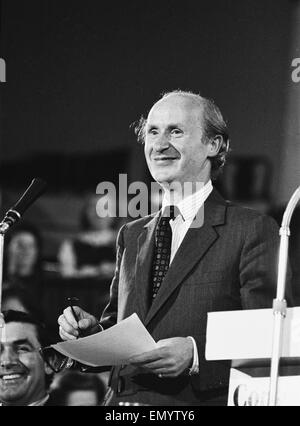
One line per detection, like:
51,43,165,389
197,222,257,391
58,90,293,405
144,93,217,188
0,310,53,406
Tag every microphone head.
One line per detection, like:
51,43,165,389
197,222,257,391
0,178,47,234
12,178,47,216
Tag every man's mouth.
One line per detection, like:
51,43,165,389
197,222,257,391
152,156,178,162
0,373,26,384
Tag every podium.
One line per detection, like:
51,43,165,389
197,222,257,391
205,307,300,406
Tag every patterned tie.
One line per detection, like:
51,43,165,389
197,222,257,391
151,205,176,300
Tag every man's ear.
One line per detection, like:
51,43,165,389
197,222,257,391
207,135,223,158
44,361,53,376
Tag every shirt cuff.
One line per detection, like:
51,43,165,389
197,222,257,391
187,336,199,375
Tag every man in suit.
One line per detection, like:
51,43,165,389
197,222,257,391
58,90,293,405
0,310,54,406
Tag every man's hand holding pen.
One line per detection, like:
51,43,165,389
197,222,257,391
58,302,100,340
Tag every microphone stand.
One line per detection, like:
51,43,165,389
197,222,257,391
0,223,8,341
268,185,300,406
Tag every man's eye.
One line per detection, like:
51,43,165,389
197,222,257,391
148,129,159,135
171,129,183,136
16,346,32,353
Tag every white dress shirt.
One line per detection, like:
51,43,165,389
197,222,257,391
161,180,213,374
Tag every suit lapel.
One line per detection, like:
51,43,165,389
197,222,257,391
134,212,160,321
144,190,227,326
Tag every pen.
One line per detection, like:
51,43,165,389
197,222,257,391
67,297,83,338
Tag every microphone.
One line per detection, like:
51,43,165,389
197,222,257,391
0,178,47,234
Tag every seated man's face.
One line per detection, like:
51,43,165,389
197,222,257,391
0,322,48,405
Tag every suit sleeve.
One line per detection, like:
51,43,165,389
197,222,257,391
99,224,127,330
191,213,294,393
239,214,294,308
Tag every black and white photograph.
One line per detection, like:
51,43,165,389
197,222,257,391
0,0,299,409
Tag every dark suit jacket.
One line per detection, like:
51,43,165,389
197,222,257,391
100,189,293,406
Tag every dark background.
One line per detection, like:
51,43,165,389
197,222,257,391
0,0,294,189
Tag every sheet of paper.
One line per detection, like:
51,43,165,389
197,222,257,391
51,313,157,367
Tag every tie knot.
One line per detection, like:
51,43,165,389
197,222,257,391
162,205,177,220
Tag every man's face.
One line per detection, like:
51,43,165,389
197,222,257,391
144,95,212,188
0,322,47,406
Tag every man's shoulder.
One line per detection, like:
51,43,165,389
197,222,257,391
226,200,264,218
225,200,279,228
120,213,158,234
207,189,278,227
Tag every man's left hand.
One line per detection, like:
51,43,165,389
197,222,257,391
128,337,193,378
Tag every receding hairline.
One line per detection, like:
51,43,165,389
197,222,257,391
162,91,206,105
148,92,205,124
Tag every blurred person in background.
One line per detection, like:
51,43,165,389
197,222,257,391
50,370,107,406
58,193,118,279
0,310,55,406
1,285,44,322
3,222,45,305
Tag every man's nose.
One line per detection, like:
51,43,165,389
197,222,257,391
153,133,170,152
0,347,19,367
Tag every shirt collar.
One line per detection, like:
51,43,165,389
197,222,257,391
28,394,50,406
0,394,50,407
162,180,213,221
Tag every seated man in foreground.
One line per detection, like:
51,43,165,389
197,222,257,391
0,310,54,406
